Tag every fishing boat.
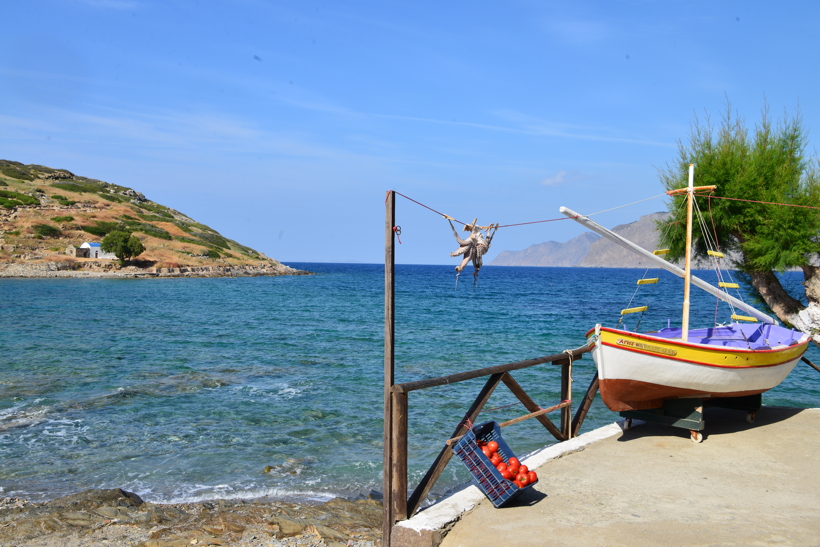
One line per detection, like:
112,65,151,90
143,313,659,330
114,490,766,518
560,165,810,433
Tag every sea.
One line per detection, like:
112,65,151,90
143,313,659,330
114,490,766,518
1,263,819,505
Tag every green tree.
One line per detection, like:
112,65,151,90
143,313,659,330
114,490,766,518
659,104,820,344
101,230,146,263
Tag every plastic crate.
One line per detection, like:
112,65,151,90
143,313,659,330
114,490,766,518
452,421,538,508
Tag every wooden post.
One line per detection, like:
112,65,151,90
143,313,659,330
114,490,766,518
405,372,504,518
383,191,396,545
560,359,572,439
571,371,599,437
391,391,408,521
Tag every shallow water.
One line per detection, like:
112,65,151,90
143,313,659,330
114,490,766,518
1,264,818,503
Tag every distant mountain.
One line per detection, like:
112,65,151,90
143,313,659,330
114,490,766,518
578,212,669,268
489,212,675,268
491,232,600,266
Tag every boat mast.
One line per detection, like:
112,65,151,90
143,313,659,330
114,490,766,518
681,164,694,341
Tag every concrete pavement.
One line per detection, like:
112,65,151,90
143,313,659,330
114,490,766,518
399,406,820,547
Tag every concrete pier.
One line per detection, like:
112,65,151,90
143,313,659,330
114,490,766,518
397,406,820,547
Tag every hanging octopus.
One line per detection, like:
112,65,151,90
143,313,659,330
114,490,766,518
445,216,498,283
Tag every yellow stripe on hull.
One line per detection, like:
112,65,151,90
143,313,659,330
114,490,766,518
592,327,807,369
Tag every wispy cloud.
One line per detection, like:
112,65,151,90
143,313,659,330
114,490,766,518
369,109,675,148
77,0,140,9
541,170,583,187
546,18,613,47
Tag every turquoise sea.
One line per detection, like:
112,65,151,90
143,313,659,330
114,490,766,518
1,264,819,504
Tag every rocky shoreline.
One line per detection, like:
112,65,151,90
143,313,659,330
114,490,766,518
0,261,312,279
0,489,382,547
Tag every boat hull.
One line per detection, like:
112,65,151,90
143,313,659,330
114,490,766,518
588,325,809,412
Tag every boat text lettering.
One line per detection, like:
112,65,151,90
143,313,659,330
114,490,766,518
616,338,678,356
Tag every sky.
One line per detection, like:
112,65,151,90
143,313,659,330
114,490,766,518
2,1,819,264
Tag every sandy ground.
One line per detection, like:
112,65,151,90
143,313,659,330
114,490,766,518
439,406,820,547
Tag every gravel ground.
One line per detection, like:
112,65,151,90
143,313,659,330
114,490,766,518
0,489,382,547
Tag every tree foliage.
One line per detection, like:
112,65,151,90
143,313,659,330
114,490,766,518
101,230,146,263
659,103,820,326
660,104,820,269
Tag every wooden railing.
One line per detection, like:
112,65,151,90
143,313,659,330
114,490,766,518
383,191,600,545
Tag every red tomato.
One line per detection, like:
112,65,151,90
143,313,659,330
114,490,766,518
527,471,538,483
508,463,519,476
516,473,529,487
490,453,502,466
519,465,529,476
500,468,513,480
487,440,499,453
496,462,508,472
481,446,492,458
507,457,520,468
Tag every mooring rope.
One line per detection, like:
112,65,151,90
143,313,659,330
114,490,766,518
803,356,820,373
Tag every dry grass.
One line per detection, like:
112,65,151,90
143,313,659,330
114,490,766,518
0,171,274,269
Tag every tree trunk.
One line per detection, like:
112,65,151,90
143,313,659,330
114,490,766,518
749,269,820,345
733,234,820,346
793,265,820,347
746,269,805,323
801,264,820,304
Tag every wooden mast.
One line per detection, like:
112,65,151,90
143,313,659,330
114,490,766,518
681,164,694,342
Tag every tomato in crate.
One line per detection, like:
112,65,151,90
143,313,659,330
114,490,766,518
452,421,539,508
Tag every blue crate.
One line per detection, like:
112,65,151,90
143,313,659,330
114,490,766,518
452,421,538,508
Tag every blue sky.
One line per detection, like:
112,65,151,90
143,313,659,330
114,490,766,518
2,1,818,264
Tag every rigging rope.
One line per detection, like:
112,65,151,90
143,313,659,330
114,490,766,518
392,191,667,229
707,195,820,210
586,193,666,216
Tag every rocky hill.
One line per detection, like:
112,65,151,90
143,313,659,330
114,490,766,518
489,212,723,268
491,232,601,267
0,160,305,278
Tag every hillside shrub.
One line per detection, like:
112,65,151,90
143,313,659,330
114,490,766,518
81,221,120,237
51,179,108,193
206,249,220,259
176,236,209,247
50,215,74,222
51,194,67,200
195,232,230,249
138,202,174,218
99,194,124,203
171,221,193,233
0,161,35,181
120,214,138,221
32,224,62,238
122,221,171,240
0,180,7,186
0,190,40,208
189,222,217,233
138,213,172,222
58,199,76,206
